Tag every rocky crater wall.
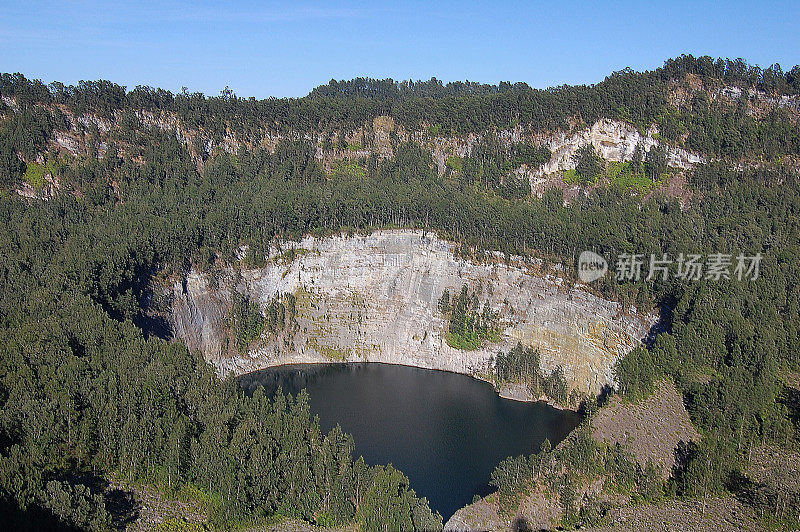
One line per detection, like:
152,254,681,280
12,90,706,203
169,230,653,396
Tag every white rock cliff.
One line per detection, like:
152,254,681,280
169,230,653,396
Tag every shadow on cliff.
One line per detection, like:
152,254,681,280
781,385,800,430
642,293,677,349
133,312,172,341
511,516,549,531
92,262,174,341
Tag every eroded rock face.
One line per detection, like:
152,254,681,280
170,274,231,362
169,230,653,395
8,89,706,205
529,118,702,178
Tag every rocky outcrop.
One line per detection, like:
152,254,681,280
444,496,508,531
444,488,562,532
527,118,702,179
169,230,653,396
170,274,231,362
590,379,700,479
9,90,704,200
444,379,701,531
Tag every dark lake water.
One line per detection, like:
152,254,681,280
238,363,581,520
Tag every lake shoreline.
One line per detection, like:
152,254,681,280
236,359,579,412
236,361,583,521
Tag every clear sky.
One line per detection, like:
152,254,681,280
2,0,799,99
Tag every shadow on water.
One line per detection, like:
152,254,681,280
239,363,582,521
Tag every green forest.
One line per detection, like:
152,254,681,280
438,286,501,350
493,344,569,405
1,55,800,529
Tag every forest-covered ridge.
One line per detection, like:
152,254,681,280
1,55,800,530
2,54,799,141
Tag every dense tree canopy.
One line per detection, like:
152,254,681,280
1,56,799,529
3,54,799,151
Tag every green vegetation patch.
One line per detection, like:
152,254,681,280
607,161,663,194
445,329,502,351
308,338,350,361
345,142,363,151
331,160,366,179
563,168,582,185
272,246,313,265
230,292,265,352
23,161,48,189
445,155,463,173
229,291,297,353
439,285,502,350
611,169,662,194
565,144,669,192
494,343,569,404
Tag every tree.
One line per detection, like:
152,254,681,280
490,455,530,496
438,289,450,314
574,144,603,184
41,481,111,531
630,142,644,174
357,465,422,532
645,145,667,181
0,142,24,187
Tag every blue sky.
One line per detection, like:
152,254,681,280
2,1,799,98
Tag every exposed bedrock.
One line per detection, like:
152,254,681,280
169,230,654,396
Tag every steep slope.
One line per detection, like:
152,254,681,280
445,381,705,531
170,230,652,397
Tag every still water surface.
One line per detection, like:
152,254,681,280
239,363,581,520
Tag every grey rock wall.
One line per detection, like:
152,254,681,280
169,230,653,395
